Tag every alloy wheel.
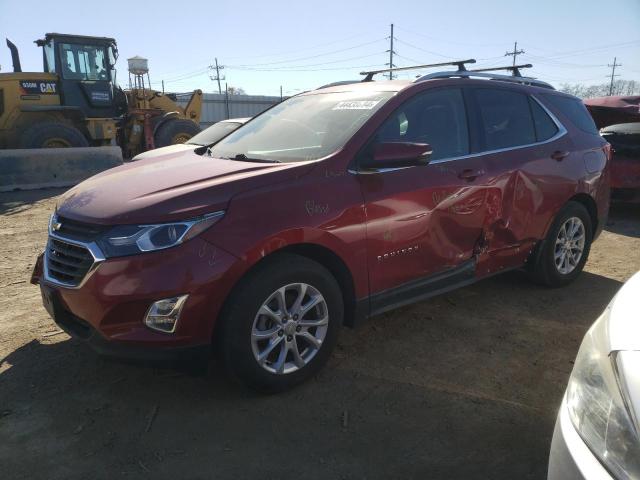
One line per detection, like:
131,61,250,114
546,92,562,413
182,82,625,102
251,283,329,375
554,216,586,275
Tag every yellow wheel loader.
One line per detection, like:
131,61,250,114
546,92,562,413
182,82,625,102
0,33,202,157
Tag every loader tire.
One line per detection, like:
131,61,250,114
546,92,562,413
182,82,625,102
19,122,89,149
154,119,201,147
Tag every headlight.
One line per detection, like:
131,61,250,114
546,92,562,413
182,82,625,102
567,306,640,479
97,211,224,257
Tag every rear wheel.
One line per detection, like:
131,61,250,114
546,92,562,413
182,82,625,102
529,201,593,287
217,254,343,392
154,118,201,148
19,122,89,148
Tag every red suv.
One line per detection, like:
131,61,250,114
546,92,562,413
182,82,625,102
33,63,610,391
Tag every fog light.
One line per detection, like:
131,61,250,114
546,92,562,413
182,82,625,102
144,295,188,333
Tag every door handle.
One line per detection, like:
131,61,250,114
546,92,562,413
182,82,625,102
457,169,484,182
551,150,570,161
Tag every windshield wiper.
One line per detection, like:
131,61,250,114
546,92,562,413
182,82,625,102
222,153,281,163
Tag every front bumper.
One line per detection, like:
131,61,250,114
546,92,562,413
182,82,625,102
35,236,242,359
548,397,612,480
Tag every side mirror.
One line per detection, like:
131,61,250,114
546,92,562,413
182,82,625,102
360,142,432,170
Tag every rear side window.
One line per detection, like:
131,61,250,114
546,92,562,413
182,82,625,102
543,94,599,135
375,88,469,160
474,89,536,150
529,98,559,141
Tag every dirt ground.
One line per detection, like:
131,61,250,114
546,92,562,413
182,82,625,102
0,188,638,480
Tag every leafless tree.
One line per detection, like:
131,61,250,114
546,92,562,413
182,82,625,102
559,79,640,99
227,86,247,95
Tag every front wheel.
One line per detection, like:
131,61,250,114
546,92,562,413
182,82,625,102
217,254,343,392
529,201,593,287
19,122,89,148
153,118,201,148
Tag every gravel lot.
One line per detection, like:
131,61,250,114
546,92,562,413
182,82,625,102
1,188,638,480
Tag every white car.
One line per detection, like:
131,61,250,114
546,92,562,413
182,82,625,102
549,271,640,479
132,118,250,160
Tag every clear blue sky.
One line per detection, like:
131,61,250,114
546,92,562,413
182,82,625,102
1,0,638,96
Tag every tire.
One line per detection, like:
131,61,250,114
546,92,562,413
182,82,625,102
19,122,89,148
153,118,201,148
528,201,593,287
217,253,343,393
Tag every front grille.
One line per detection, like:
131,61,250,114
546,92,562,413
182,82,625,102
46,238,95,286
55,216,109,242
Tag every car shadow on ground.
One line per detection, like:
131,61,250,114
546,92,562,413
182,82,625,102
606,202,640,238
0,188,65,216
0,270,624,480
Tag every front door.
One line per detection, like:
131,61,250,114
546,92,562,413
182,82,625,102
358,87,490,296
57,42,117,118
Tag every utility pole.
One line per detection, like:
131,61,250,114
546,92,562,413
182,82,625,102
505,41,525,67
209,58,225,94
608,57,622,96
387,23,396,80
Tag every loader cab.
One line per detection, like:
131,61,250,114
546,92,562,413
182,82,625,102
36,33,125,119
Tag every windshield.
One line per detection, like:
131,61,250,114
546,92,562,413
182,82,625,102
59,43,110,81
208,91,394,162
187,121,244,146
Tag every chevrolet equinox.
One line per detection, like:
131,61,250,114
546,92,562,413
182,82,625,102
33,66,611,391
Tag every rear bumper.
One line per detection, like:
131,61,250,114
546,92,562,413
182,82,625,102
548,397,612,480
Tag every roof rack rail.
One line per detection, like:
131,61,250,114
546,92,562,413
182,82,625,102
469,63,533,77
360,59,476,82
414,69,555,90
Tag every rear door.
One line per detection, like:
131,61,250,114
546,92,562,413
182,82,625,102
358,87,490,296
467,87,573,274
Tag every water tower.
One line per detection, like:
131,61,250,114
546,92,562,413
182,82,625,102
127,55,150,91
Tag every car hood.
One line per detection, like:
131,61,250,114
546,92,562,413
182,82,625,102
56,149,314,225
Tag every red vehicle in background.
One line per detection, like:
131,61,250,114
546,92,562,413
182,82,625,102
584,95,640,202
32,61,611,391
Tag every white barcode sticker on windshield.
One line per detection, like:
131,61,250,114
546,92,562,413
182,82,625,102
332,100,381,110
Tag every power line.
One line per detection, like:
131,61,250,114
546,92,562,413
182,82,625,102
394,25,507,48
524,40,640,60
227,52,385,71
608,57,622,96
156,37,386,80
231,38,387,67
521,53,607,69
505,41,525,67
222,32,373,60
393,38,457,59
224,63,382,73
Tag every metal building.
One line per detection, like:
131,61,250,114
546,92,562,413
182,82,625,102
177,93,282,128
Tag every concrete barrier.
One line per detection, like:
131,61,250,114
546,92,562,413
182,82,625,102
0,146,123,192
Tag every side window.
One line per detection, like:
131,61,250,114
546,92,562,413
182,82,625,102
43,42,56,73
529,97,559,141
543,94,599,135
475,89,536,150
375,88,469,161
